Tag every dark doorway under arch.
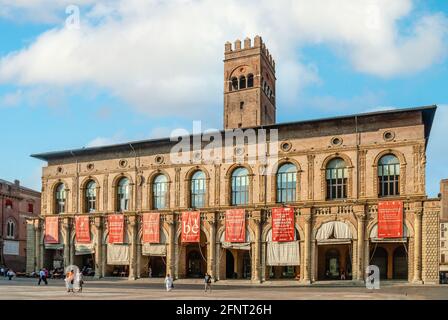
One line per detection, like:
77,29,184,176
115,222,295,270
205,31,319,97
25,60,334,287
370,246,388,279
226,250,235,279
393,246,408,279
187,249,205,278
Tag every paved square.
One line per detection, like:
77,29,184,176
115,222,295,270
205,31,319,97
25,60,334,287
1,278,447,300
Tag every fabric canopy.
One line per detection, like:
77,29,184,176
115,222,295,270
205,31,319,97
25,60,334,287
316,221,352,240
44,243,64,250
220,228,251,250
75,243,95,255
107,244,129,265
266,241,300,266
266,229,298,241
370,223,408,239
142,243,167,256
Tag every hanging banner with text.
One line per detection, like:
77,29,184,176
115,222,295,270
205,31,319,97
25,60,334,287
143,212,160,243
378,201,403,238
225,209,246,243
181,211,200,243
75,216,91,243
271,207,295,242
108,214,124,244
44,216,59,244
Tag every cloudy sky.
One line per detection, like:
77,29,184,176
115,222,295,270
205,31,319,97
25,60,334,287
0,0,447,196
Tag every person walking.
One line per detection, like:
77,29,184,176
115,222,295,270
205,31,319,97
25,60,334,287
165,274,173,292
38,269,48,285
148,266,152,278
0,267,4,277
7,269,15,280
340,270,346,280
204,273,212,293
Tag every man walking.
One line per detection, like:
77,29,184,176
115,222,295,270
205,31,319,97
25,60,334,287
204,273,212,293
38,269,48,285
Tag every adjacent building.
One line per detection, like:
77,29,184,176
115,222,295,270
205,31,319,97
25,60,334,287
0,179,40,271
439,179,448,278
26,36,440,284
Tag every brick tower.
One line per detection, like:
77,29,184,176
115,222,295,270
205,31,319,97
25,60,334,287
223,35,276,129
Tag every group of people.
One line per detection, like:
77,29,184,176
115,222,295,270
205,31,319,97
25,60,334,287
164,273,212,293
0,267,16,280
64,269,83,293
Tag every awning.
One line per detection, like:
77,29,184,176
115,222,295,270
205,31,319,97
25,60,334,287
317,239,352,245
266,241,300,266
316,221,352,241
142,243,167,256
369,224,408,242
44,243,64,250
75,243,95,255
220,227,251,250
107,244,129,265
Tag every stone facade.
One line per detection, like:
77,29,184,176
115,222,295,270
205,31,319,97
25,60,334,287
26,37,440,284
0,179,40,271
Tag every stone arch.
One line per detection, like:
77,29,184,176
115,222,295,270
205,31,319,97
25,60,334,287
270,158,302,203
320,153,354,200
147,169,172,210
261,221,304,242
366,217,414,239
79,176,101,213
184,166,211,208
372,149,407,197
137,219,169,244
225,163,254,206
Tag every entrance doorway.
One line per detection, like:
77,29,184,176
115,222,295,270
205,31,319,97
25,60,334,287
370,247,388,279
226,250,235,279
393,246,408,279
148,256,166,277
317,244,352,280
187,249,205,278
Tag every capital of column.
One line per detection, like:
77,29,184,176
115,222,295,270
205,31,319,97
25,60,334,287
206,212,217,225
127,215,138,227
251,210,262,224
165,213,176,225
94,216,102,229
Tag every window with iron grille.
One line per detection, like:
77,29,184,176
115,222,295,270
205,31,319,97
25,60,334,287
191,171,206,208
231,167,249,206
85,180,96,213
55,183,66,214
277,163,297,203
153,174,168,209
117,178,129,212
326,158,348,200
378,154,400,197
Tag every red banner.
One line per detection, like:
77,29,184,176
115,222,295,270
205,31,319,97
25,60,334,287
271,207,295,242
181,211,200,243
108,214,124,244
143,212,160,243
44,216,59,244
378,201,403,238
75,216,91,243
225,209,246,242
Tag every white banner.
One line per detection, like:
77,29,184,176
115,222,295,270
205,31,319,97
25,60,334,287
142,243,167,256
75,243,95,255
266,241,300,266
3,240,19,256
107,244,129,265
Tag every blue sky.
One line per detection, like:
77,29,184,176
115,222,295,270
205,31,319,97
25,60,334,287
0,0,447,197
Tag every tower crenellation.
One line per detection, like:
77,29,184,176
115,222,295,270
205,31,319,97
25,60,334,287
223,35,276,129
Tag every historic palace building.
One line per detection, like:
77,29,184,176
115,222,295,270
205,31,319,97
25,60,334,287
26,36,440,284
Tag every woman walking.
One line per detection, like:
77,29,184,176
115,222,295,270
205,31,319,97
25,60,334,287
65,270,75,293
165,274,173,292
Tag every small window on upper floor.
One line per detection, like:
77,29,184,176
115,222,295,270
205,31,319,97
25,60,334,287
239,76,246,89
231,77,238,91
240,101,244,110
6,220,15,239
28,203,34,213
5,199,12,209
247,74,254,87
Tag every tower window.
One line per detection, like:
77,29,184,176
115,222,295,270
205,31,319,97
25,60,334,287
239,76,246,89
240,101,244,110
231,77,238,91
247,74,254,87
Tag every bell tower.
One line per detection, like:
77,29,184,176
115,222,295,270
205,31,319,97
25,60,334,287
223,35,276,129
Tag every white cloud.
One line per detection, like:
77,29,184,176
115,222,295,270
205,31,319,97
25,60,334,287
86,132,126,147
0,0,446,118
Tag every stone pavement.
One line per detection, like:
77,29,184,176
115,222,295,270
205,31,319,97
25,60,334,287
0,277,447,300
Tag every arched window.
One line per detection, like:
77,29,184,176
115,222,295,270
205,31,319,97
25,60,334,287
277,163,297,203
6,220,15,238
326,158,348,200
231,77,238,91
191,171,206,208
117,178,130,212
378,154,400,197
247,74,254,87
85,180,96,213
55,183,66,214
153,174,168,209
239,76,246,89
231,167,249,206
